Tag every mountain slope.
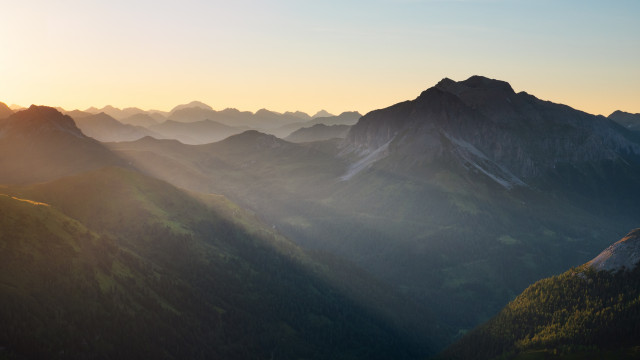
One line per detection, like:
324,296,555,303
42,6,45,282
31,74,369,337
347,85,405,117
0,193,203,359
2,166,434,359
0,101,14,119
73,112,158,142
84,105,146,120
440,229,640,360
285,124,351,143
149,119,244,144
169,106,330,130
271,111,361,138
0,106,125,184
609,110,640,133
119,112,160,127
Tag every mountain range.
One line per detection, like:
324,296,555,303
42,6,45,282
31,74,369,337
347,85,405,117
0,105,436,359
0,101,14,119
103,76,640,345
285,124,351,143
72,112,159,142
2,75,639,358
45,102,358,143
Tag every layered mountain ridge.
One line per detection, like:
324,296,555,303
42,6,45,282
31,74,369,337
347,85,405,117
3,75,640,357
342,76,640,186
0,106,435,359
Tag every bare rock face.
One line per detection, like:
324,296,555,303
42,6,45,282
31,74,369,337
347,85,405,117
588,229,640,272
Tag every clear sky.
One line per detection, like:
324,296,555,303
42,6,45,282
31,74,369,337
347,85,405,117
1,0,638,116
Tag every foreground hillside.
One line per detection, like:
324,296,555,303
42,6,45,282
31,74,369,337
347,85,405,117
1,167,431,359
440,229,640,360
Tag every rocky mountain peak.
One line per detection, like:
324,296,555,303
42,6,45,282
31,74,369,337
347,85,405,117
588,229,640,272
216,130,286,151
435,75,515,96
341,75,640,186
608,110,640,133
1,105,84,138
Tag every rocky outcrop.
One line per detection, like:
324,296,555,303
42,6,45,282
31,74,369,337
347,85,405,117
588,229,640,272
609,110,640,133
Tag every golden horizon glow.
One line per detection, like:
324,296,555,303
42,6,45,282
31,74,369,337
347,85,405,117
1,1,639,117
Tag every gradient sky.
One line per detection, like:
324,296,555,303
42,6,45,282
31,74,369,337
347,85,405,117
1,0,638,116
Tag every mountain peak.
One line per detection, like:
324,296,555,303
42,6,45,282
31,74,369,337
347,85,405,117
588,229,640,272
0,101,14,119
255,108,280,116
435,75,515,96
214,129,287,151
170,101,212,113
312,110,334,118
2,105,84,138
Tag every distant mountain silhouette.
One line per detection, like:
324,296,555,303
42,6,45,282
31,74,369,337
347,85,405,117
0,101,14,119
609,110,640,133
119,112,160,127
312,110,335,118
84,105,146,120
284,110,312,121
169,100,213,113
0,106,125,184
270,111,362,138
169,106,317,130
63,109,92,119
72,112,158,142
150,119,244,144
285,124,351,143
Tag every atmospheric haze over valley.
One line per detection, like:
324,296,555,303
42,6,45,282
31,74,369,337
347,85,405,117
2,1,640,359
2,75,640,359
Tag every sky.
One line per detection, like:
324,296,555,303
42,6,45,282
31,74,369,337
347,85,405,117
1,0,639,116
